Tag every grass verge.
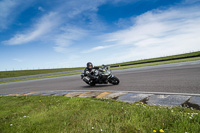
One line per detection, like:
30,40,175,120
0,96,200,133
111,56,200,70
0,72,82,84
109,51,200,67
0,67,84,79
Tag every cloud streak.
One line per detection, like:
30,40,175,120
3,12,59,45
0,0,34,31
53,27,88,53
2,0,107,51
82,44,115,53
90,5,200,63
13,58,23,63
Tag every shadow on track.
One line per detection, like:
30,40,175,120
81,84,113,88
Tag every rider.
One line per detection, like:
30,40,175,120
83,62,99,84
84,62,99,77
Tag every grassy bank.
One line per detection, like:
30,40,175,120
109,51,200,67
112,56,200,70
0,96,200,133
0,72,82,84
0,67,84,79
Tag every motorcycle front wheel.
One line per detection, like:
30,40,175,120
109,76,120,85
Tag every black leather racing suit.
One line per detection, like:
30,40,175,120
83,67,99,83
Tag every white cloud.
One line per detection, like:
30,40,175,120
95,6,200,63
38,6,45,12
2,0,107,49
53,27,88,53
0,0,34,31
183,0,200,4
13,58,23,63
82,44,115,53
64,0,105,17
0,0,18,30
50,0,108,53
3,12,59,45
60,0,107,31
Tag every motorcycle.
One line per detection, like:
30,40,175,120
81,65,120,86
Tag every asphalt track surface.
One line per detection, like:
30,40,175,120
0,61,200,95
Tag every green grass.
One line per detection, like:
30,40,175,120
109,51,200,67
0,67,84,79
0,96,199,133
111,56,200,70
0,72,82,84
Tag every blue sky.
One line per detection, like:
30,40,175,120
0,0,200,71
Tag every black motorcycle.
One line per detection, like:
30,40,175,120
81,65,120,86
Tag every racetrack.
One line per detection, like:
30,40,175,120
0,61,200,95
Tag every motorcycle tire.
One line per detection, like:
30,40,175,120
109,76,120,85
89,82,96,86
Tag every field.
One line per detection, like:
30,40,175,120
112,56,200,70
0,96,200,133
0,67,84,79
109,51,200,67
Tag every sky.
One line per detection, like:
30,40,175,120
0,0,200,71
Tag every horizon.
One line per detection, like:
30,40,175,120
1,0,200,71
1,50,199,72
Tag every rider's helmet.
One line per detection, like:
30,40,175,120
87,62,93,70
